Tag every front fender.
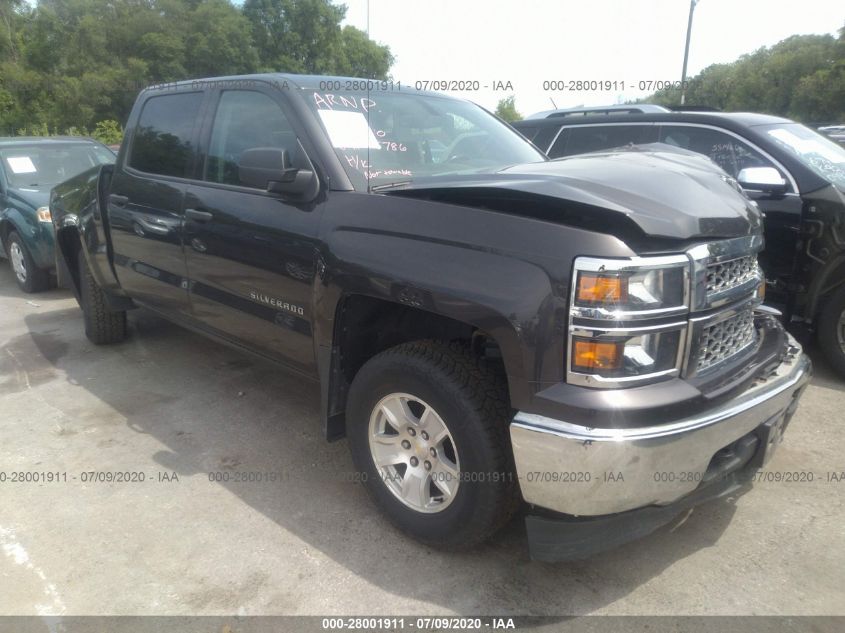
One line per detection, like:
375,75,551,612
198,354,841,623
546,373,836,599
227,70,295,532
314,192,638,415
1,206,54,270
316,228,554,409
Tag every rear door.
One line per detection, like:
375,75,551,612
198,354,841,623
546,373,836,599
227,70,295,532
108,90,207,316
182,86,323,376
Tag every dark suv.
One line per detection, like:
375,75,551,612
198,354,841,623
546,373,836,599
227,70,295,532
513,111,845,376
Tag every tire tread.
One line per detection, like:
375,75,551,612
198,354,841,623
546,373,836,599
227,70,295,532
79,255,127,345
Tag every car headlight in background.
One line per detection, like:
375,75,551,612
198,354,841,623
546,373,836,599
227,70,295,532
568,255,689,387
36,206,52,223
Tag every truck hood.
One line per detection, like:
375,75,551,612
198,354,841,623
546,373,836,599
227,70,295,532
384,146,763,241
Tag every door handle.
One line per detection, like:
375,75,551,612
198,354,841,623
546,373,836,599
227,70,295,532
108,194,129,207
185,208,213,223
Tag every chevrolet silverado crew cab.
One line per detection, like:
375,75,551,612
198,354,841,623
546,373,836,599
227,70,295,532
50,75,811,561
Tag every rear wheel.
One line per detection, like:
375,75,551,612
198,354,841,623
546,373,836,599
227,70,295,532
79,254,127,345
7,231,49,293
818,285,845,377
346,340,518,549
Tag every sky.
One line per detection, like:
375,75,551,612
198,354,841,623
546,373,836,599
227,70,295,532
340,0,845,117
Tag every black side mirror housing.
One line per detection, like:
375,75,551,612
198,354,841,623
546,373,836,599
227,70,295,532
238,147,319,200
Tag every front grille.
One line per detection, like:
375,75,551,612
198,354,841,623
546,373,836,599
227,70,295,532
706,255,759,297
696,309,757,372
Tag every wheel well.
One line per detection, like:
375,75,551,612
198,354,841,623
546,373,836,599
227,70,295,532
324,294,507,440
0,219,14,246
810,257,845,323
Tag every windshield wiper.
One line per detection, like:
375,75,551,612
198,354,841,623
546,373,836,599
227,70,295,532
370,180,412,192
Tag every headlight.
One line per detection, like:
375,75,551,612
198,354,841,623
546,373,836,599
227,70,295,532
568,255,689,388
36,206,52,223
573,256,688,317
570,328,683,379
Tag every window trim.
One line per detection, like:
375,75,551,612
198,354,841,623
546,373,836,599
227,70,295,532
124,90,208,183
195,86,320,196
546,122,658,155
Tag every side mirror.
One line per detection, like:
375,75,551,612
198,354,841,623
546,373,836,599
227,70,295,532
737,167,788,195
238,147,319,200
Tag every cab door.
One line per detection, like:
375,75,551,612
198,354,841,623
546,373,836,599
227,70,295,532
108,91,207,316
182,87,323,376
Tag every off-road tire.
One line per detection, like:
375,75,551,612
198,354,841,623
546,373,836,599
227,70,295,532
7,231,49,293
346,340,519,549
79,254,127,344
818,285,845,377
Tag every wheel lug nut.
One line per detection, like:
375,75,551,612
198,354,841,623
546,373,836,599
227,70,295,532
424,461,431,470
408,427,416,436
410,457,419,467
421,431,429,440
429,448,437,457
401,440,411,449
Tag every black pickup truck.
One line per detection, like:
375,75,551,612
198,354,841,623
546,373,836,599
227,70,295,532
50,74,811,561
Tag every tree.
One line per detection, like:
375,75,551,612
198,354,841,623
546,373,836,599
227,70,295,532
495,95,521,122
243,0,392,78
0,0,395,135
642,25,845,123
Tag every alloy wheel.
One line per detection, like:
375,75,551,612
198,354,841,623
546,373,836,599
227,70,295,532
368,392,460,513
9,241,27,284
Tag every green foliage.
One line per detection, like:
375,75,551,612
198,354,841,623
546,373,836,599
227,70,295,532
92,119,123,145
0,0,394,135
644,26,845,123
495,95,521,122
242,0,392,77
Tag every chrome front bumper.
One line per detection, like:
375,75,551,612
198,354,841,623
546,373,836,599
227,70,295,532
510,335,812,517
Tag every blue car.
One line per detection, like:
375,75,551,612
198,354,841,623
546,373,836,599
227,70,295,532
0,137,115,292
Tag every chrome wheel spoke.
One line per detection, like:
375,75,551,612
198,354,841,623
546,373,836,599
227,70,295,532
370,434,405,468
419,406,448,444
400,470,430,508
430,460,459,500
380,397,414,432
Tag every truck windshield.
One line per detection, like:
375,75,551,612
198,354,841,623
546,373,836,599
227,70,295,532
756,123,845,190
304,88,545,190
0,143,115,189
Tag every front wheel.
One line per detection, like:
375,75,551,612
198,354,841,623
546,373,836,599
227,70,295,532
818,285,845,377
346,340,518,549
6,231,49,293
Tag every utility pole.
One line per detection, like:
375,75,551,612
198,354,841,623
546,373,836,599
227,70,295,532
680,0,699,105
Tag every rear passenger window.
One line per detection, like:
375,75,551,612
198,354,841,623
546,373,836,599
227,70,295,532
204,90,303,187
659,125,774,179
550,125,653,158
129,93,203,177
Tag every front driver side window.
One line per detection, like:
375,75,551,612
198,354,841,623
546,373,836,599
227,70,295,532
205,90,304,187
659,125,775,180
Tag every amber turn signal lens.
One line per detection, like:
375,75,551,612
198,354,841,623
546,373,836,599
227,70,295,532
572,340,623,371
577,273,626,304
757,281,766,301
